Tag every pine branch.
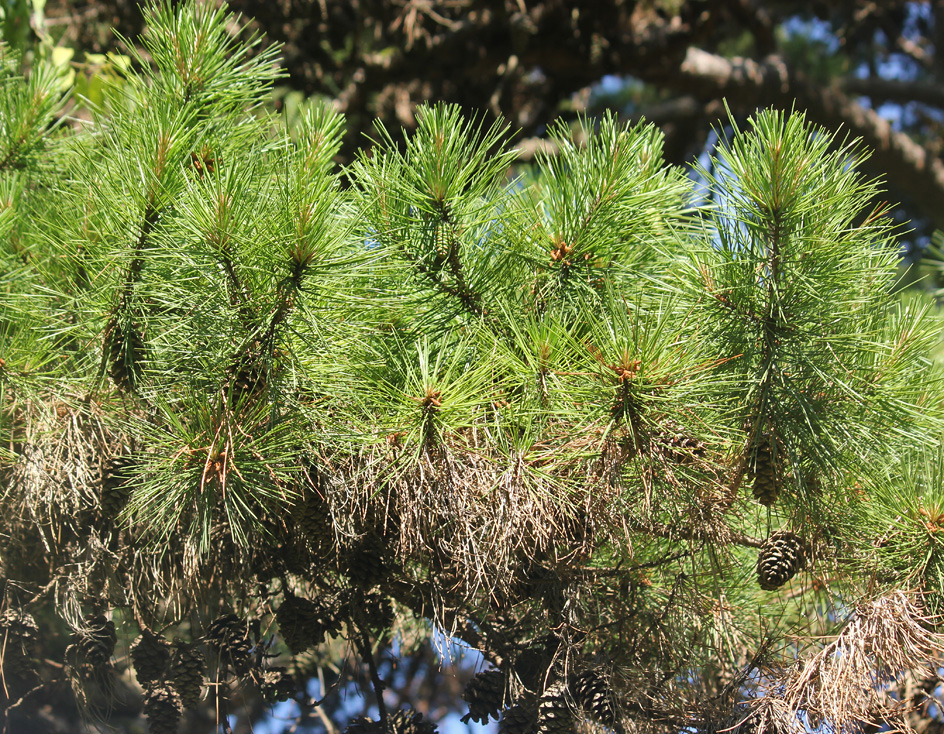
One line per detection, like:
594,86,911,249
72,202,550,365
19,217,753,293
219,246,255,330
120,204,160,305
6,6,944,729
398,229,484,319
624,516,765,549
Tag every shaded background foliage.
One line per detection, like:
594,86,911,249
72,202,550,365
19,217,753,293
28,0,944,259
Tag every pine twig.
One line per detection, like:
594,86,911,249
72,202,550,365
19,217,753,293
352,603,388,729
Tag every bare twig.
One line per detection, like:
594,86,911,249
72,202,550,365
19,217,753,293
352,604,388,729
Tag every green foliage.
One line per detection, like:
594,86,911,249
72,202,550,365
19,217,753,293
861,440,944,607
683,109,936,509
72,51,132,109
0,41,67,170
2,2,944,732
0,0,39,54
778,20,851,83
130,0,281,113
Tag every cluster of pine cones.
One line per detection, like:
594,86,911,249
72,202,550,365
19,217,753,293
130,628,205,734
128,610,303,733
121,582,395,731
344,708,439,734
461,667,623,734
745,431,809,592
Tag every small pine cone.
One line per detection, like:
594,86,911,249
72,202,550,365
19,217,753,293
500,701,538,734
79,613,117,668
434,221,450,261
131,629,171,687
292,472,335,551
231,357,265,397
658,430,705,464
1,608,38,653
170,641,205,710
462,669,506,724
271,534,316,577
144,684,182,734
101,456,135,522
205,614,253,675
293,499,335,551
341,534,392,588
570,670,619,729
800,471,822,495
389,708,439,734
513,645,555,694
536,684,574,734
757,531,806,591
0,608,39,679
748,437,780,506
277,593,343,654
277,594,330,655
257,666,295,704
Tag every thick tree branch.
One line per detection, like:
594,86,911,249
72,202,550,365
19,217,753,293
893,34,932,69
841,77,944,110
661,48,944,231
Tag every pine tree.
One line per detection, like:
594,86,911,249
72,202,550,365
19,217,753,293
2,2,944,732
